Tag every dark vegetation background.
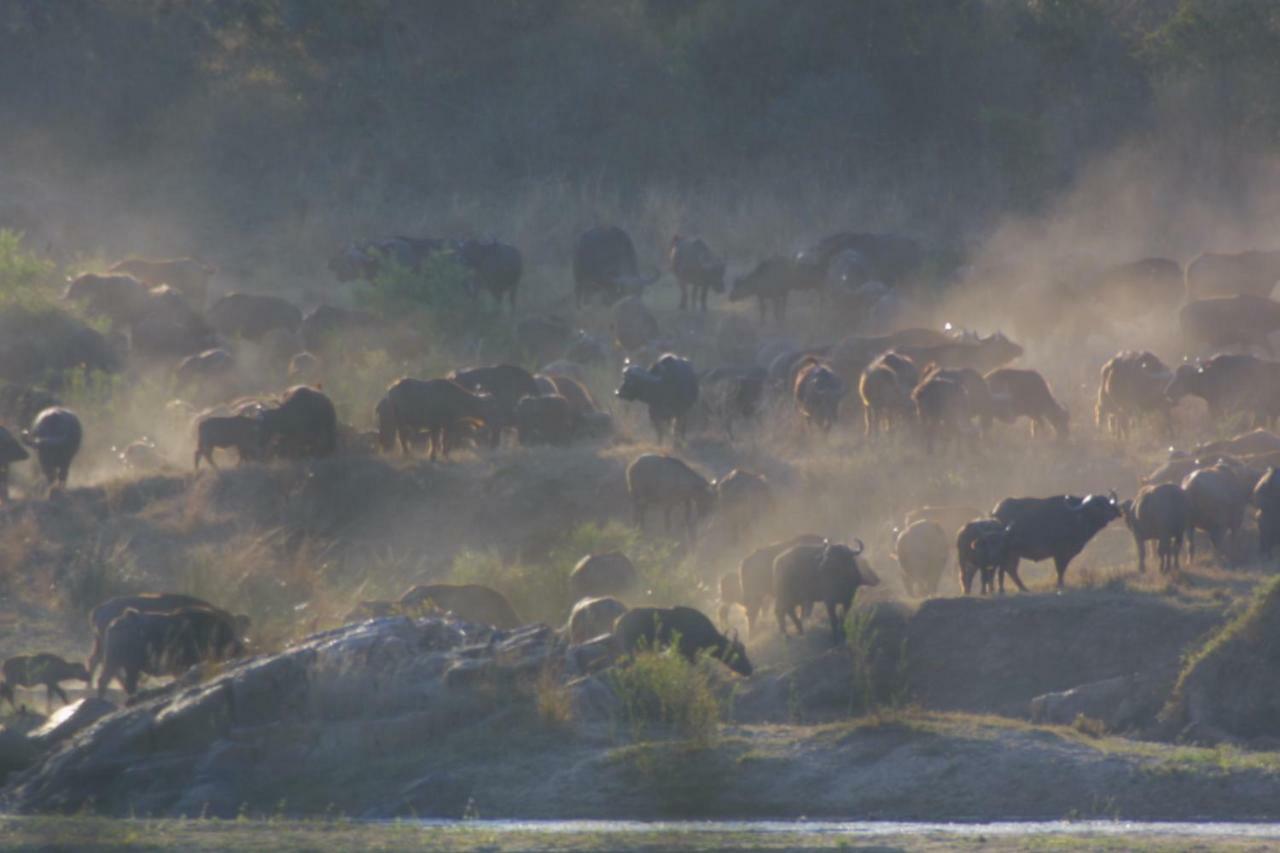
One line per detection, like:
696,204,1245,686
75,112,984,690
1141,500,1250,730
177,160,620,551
2,0,1279,276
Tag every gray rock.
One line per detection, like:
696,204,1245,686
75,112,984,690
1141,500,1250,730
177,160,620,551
1029,667,1177,732
565,635,617,677
28,698,117,750
569,675,621,723
0,727,38,780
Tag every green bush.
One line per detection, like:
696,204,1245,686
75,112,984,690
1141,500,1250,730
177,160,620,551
608,645,721,744
0,230,57,309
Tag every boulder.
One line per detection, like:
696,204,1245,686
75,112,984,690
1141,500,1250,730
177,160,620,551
2,614,563,816
1029,667,1177,732
27,698,116,750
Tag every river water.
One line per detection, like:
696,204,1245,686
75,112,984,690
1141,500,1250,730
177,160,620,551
411,818,1280,840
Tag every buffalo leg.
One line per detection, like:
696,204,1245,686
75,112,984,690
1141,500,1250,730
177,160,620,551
47,683,68,712
1054,556,1070,589
1134,535,1146,574
1003,558,1028,593
678,281,688,310
826,602,843,643
651,413,667,446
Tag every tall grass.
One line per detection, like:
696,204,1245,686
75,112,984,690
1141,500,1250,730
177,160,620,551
0,230,57,309
608,646,721,745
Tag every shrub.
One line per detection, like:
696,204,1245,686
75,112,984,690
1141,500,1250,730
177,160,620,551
0,230,56,308
607,645,721,745
845,604,909,714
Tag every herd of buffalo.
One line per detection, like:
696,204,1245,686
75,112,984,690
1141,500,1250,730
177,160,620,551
4,225,1280,710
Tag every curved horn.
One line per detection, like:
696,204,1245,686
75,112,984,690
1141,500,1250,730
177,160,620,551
850,537,865,556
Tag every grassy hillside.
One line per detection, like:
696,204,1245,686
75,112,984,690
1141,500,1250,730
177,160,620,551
1,1,1278,278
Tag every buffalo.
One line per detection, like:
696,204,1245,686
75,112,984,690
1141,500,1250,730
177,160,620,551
737,534,825,635
567,596,628,644
207,292,303,341
918,366,995,432
1180,294,1280,354
383,378,500,459
1182,463,1251,563
175,348,235,391
97,606,244,698
773,539,877,642
729,257,793,325
616,354,699,445
573,226,656,307
448,364,542,442
626,453,714,539
22,407,81,490
860,352,917,437
398,583,522,629
62,273,150,325
794,357,846,433
613,605,752,676
514,394,574,446
792,232,922,289
956,519,1010,595
570,552,639,601
993,494,1121,590
1,653,90,712
1254,466,1280,560
454,239,522,309
1165,354,1277,425
1086,257,1184,320
895,331,1023,374
985,368,1070,440
87,592,248,679
1186,250,1280,300
194,414,261,470
1096,351,1174,439
1120,483,1190,574
913,373,972,455
894,519,950,596
699,366,766,439
258,386,337,459
668,235,726,311
624,455,716,535
108,257,216,306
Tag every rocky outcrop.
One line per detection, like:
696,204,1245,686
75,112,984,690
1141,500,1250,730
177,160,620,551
3,616,564,817
1163,577,1280,745
904,593,1222,716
